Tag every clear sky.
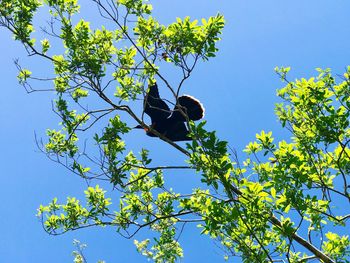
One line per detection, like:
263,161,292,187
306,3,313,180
1,1,350,262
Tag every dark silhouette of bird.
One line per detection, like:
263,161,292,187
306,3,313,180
135,83,205,141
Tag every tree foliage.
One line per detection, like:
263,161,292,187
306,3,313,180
1,0,350,262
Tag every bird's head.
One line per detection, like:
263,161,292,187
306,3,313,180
134,124,150,132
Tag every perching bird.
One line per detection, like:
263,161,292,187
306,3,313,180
135,83,205,141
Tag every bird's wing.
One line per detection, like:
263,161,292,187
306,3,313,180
144,84,171,122
163,121,191,141
170,95,205,122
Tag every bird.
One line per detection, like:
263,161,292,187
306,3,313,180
135,83,205,141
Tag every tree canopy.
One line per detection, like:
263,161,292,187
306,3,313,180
1,0,350,262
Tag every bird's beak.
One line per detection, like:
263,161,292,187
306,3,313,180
134,125,149,132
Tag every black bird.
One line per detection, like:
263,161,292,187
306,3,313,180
136,83,205,141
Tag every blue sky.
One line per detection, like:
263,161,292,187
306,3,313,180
1,1,350,262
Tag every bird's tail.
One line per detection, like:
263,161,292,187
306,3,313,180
171,95,205,122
